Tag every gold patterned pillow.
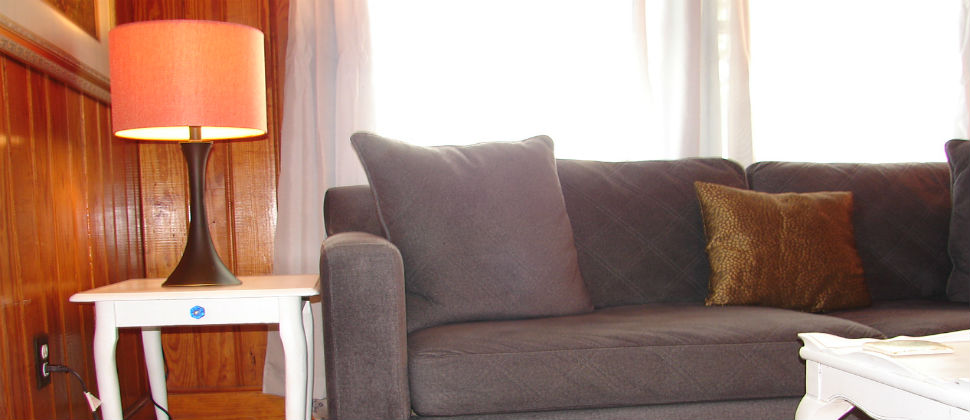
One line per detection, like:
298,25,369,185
694,181,871,312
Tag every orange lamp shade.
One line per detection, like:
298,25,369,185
109,20,267,141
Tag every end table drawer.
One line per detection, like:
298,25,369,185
113,297,283,327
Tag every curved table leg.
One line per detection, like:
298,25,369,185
142,327,169,420
279,296,309,420
302,300,314,420
93,302,122,420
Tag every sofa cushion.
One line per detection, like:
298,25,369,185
351,133,592,332
747,162,952,301
407,303,881,416
829,299,970,337
557,158,747,307
945,139,970,302
694,181,870,312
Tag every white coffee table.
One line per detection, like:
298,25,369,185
70,275,319,420
796,329,969,420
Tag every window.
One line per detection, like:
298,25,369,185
368,0,967,163
748,0,964,163
369,0,654,161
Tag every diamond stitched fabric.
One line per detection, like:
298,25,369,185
945,139,970,302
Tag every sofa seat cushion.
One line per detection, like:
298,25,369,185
407,303,881,416
829,299,970,337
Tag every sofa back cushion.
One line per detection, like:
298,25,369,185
557,158,747,307
746,162,951,301
350,133,592,332
944,139,970,302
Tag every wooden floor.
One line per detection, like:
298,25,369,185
165,390,286,420
128,389,327,420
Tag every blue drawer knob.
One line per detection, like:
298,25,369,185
190,305,206,319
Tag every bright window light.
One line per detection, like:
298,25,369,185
749,0,964,163
369,0,966,163
368,0,654,161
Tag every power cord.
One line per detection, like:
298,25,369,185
148,398,175,420
45,364,102,420
46,364,175,420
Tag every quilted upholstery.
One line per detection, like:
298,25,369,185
746,162,952,301
945,139,970,302
407,303,881,416
557,158,747,307
830,299,970,337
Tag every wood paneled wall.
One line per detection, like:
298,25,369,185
0,55,149,418
115,0,289,394
0,1,288,417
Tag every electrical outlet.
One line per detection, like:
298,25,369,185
34,334,50,389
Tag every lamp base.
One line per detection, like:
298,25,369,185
163,250,241,286
161,141,242,287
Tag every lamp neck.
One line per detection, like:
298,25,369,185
189,125,202,141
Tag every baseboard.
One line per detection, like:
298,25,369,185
166,390,285,420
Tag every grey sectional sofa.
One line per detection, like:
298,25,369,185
319,157,969,420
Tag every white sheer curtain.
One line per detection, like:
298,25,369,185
959,0,969,140
263,0,373,399
635,0,753,163
366,0,753,164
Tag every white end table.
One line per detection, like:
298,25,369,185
796,330,969,420
70,274,319,420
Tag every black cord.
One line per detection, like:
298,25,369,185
46,364,175,420
45,364,102,420
149,399,174,420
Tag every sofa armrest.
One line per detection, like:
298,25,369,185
320,232,410,420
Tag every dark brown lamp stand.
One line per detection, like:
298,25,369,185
163,127,241,287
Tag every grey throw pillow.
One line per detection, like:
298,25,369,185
945,139,970,302
351,133,593,332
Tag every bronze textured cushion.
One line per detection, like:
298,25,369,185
351,133,593,332
945,139,970,302
695,181,871,312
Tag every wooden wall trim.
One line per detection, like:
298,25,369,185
0,15,110,102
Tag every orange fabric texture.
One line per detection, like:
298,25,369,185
694,181,871,312
109,20,267,140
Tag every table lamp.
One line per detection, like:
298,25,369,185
109,20,267,286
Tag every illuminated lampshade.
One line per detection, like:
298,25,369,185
110,19,267,140
109,20,267,286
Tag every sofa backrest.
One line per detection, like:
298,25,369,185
324,158,747,308
747,162,951,301
556,158,747,306
323,159,952,307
